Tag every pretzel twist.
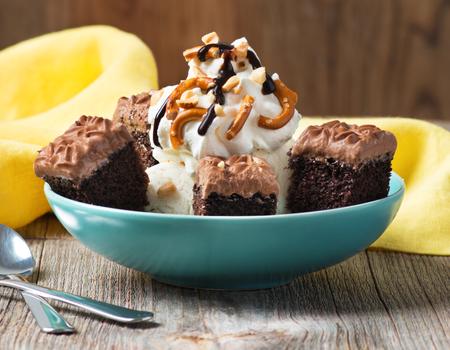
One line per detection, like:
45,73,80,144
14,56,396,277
170,108,207,148
183,46,221,61
225,95,255,140
166,77,214,120
258,79,298,129
182,46,202,61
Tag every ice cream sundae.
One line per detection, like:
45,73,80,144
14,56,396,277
35,32,396,216
145,32,300,214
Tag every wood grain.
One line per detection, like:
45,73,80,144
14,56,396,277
1,0,450,120
0,215,447,349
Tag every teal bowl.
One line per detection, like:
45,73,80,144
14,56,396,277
44,172,404,290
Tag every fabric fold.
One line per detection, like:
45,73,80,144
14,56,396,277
299,117,450,255
0,26,158,227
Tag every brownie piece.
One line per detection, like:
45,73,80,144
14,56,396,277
287,120,397,213
34,116,149,211
193,155,279,216
113,92,157,168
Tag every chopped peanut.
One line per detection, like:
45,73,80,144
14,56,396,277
222,76,241,92
214,104,225,116
249,67,266,85
232,84,242,94
177,89,199,109
201,32,219,45
233,40,249,58
157,182,177,197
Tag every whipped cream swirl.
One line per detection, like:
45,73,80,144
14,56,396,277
148,36,301,170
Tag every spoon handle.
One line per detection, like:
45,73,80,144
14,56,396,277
21,291,75,334
8,274,74,334
0,279,153,324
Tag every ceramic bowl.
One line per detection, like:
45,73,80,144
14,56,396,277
44,172,404,289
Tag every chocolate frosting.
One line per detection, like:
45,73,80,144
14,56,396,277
112,92,151,133
291,120,397,164
34,116,133,181
196,155,280,197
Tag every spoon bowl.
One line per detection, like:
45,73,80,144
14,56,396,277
0,224,76,333
0,224,35,276
0,224,153,323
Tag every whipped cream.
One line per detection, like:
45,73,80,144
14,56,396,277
148,36,301,173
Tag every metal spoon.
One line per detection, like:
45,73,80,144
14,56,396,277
0,224,74,333
0,224,153,324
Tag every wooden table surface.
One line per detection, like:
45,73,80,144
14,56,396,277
0,216,447,349
1,122,449,350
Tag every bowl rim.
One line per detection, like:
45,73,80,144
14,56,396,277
44,171,405,221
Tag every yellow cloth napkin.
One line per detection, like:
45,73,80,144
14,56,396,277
299,117,450,255
0,27,448,255
0,26,158,228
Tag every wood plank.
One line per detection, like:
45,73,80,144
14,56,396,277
324,253,402,348
367,251,450,349
1,0,450,120
411,255,450,332
0,240,46,348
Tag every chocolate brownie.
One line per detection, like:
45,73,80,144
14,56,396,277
287,120,397,213
193,155,279,216
35,116,149,211
113,92,157,168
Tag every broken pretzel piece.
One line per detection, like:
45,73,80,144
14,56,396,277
258,79,298,129
170,108,207,148
183,46,202,61
166,78,214,120
225,95,255,140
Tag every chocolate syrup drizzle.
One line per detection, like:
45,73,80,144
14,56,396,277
152,99,168,147
198,50,237,135
197,104,216,136
246,50,276,95
211,50,236,105
153,41,277,146
197,43,234,62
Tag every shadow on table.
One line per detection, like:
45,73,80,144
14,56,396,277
149,250,448,319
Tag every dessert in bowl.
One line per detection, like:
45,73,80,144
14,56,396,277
36,33,404,289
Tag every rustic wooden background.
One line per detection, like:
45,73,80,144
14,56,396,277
1,0,450,121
